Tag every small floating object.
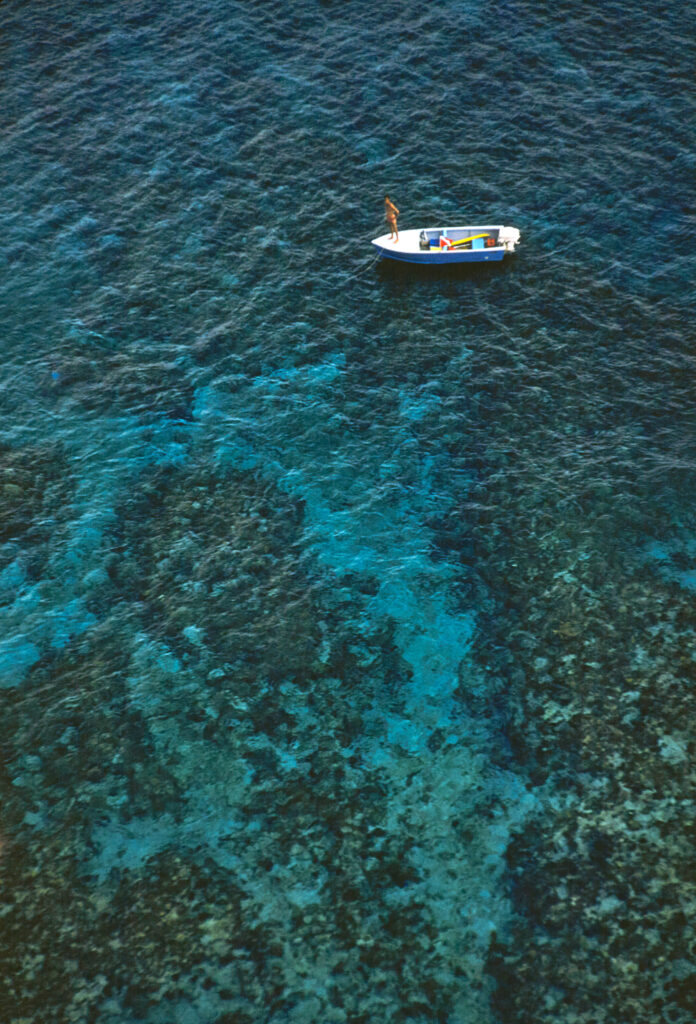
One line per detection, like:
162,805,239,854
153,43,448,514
371,224,521,264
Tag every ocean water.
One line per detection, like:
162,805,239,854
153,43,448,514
1,0,695,1022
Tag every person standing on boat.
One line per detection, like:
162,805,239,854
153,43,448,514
385,195,399,242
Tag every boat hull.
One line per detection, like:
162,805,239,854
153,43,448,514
372,243,505,264
371,225,520,265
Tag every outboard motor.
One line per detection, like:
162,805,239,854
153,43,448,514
498,227,521,252
419,231,429,250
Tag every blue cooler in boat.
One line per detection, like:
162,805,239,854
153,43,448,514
472,237,485,250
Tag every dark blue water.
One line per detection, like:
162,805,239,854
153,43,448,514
1,1,695,1022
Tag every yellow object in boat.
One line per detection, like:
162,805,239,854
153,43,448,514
449,233,490,247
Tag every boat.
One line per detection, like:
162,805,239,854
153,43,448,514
371,224,521,265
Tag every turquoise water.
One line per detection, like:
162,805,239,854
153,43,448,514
1,1,695,1022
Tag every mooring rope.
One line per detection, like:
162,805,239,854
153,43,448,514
339,247,383,285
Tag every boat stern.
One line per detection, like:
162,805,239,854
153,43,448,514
499,226,521,253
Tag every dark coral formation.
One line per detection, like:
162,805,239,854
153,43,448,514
108,463,320,678
44,335,195,423
0,441,74,582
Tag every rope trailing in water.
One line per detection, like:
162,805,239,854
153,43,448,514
341,248,382,284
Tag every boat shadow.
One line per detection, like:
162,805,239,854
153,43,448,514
375,256,519,286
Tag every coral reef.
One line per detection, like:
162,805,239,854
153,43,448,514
1,462,503,1024
441,444,696,1023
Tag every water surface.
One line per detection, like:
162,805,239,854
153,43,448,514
1,1,695,1022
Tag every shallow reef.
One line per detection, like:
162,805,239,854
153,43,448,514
439,430,696,1023
1,460,505,1024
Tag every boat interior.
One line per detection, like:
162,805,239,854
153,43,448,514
419,227,500,250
